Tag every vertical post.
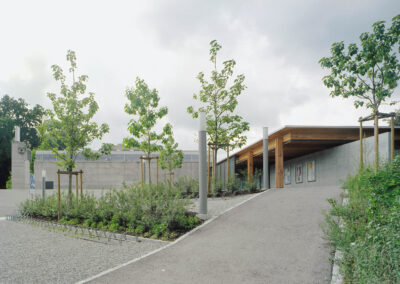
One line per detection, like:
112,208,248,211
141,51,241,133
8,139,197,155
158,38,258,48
275,137,284,188
391,116,395,161
226,146,230,184
41,170,46,199
212,148,216,192
262,127,269,189
359,119,363,169
57,170,61,220
164,172,166,183
207,145,211,194
14,126,20,142
80,170,83,197
156,157,159,186
140,157,144,187
172,173,174,185
247,151,254,182
75,173,78,201
374,114,379,171
198,112,207,217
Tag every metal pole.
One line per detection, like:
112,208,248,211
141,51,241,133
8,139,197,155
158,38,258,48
207,145,210,194
391,116,395,161
41,169,46,199
262,127,269,189
199,112,207,217
359,119,363,169
57,170,61,220
226,146,230,184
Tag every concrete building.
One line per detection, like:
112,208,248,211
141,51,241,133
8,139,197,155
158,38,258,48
34,150,199,190
216,126,400,188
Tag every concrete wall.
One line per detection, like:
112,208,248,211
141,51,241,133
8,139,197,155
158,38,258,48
34,151,199,190
11,141,31,189
269,132,391,188
215,156,236,185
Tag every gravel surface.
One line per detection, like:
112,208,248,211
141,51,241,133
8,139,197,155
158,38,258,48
0,189,256,283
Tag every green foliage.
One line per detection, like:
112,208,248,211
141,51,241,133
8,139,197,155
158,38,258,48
0,95,45,188
159,129,183,174
174,176,199,198
19,184,201,240
320,15,400,113
123,77,171,184
187,40,249,189
42,50,110,170
6,172,12,189
41,50,110,200
323,157,400,282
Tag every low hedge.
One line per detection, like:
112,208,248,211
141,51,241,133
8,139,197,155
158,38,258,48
19,184,201,240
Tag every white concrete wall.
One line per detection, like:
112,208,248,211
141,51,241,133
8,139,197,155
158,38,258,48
34,152,199,190
269,132,391,188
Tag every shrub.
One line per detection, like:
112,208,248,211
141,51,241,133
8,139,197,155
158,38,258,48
323,157,400,283
174,176,199,198
19,183,201,240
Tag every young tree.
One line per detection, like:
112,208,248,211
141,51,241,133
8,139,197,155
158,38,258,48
42,50,110,202
187,40,248,189
0,95,45,188
123,77,171,184
320,15,400,169
159,131,184,184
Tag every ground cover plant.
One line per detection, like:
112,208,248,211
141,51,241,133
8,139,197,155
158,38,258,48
323,156,400,283
19,184,201,241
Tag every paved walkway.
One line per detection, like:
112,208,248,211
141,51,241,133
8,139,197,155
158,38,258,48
89,186,341,284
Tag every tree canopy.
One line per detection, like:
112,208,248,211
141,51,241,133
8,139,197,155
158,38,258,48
159,130,184,175
319,15,400,113
41,50,110,199
187,40,249,187
0,95,45,188
123,77,171,184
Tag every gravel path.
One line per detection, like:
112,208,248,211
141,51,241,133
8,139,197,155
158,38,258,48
0,189,257,283
0,221,166,284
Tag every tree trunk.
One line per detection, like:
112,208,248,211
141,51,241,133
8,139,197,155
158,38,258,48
374,114,379,171
148,154,152,185
68,170,72,205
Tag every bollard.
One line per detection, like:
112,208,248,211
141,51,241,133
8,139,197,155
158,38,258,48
199,112,207,217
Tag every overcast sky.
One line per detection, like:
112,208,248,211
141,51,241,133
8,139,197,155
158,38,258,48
1,0,399,156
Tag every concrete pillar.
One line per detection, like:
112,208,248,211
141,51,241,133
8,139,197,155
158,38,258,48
11,141,31,189
262,127,269,189
198,112,207,217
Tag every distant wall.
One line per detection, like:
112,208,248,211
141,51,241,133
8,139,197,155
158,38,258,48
269,132,391,188
35,151,199,190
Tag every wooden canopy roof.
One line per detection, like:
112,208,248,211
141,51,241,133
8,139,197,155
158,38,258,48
232,125,397,165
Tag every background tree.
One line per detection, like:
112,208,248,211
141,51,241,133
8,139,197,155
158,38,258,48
123,77,171,184
41,50,110,202
320,15,400,169
159,130,184,184
187,40,248,189
0,95,45,188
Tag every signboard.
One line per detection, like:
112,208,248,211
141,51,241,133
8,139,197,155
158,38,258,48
295,164,303,183
307,160,316,182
